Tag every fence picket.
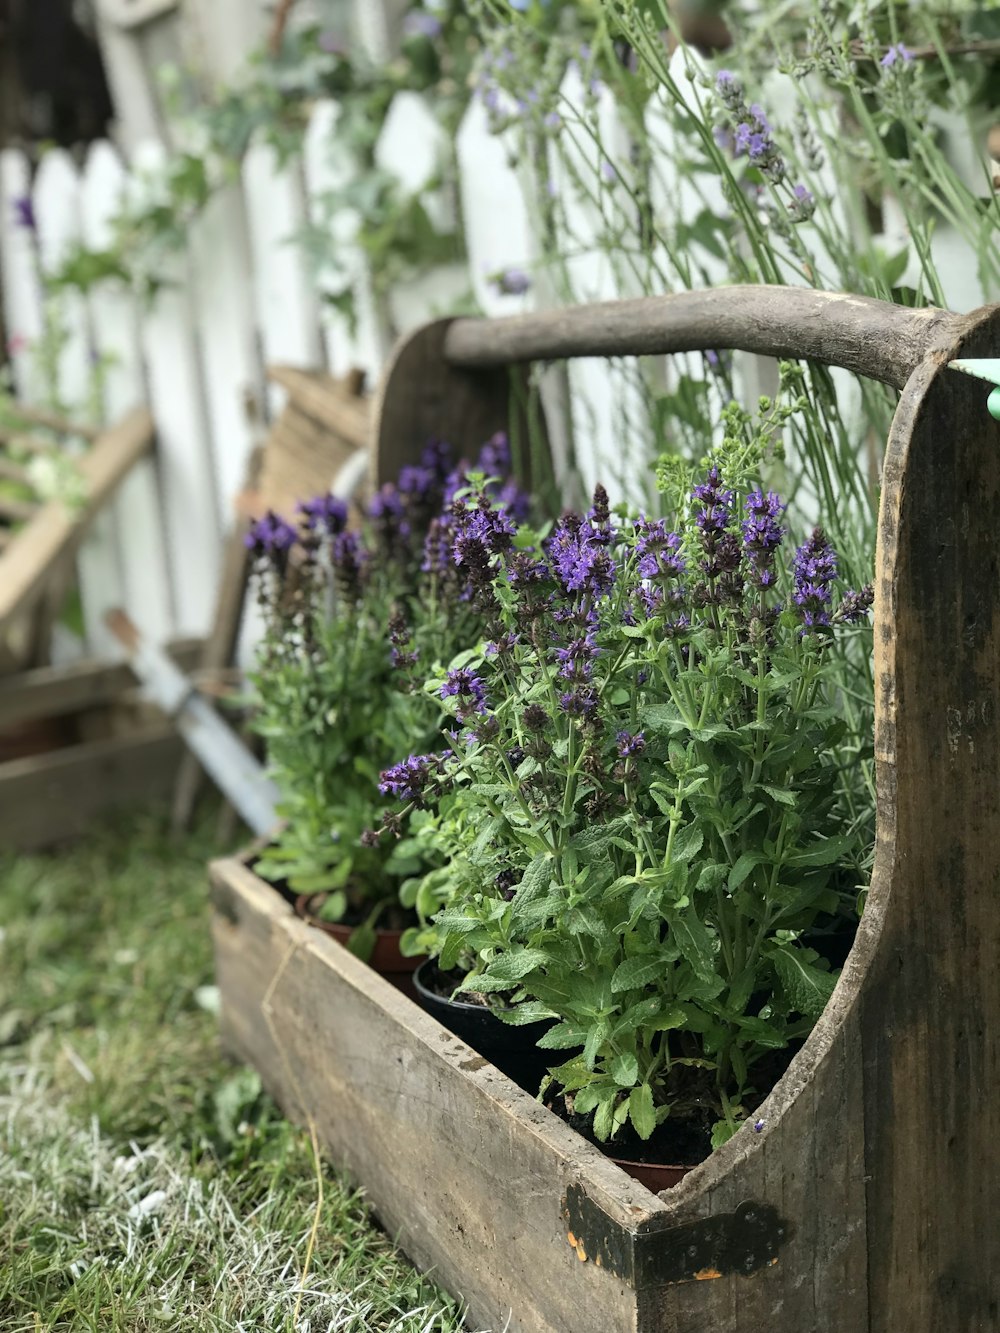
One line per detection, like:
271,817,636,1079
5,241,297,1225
131,141,221,638
0,149,45,401
302,99,386,383
81,141,174,646
242,135,323,417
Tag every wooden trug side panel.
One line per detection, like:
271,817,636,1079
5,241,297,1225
862,310,1000,1331
211,858,656,1333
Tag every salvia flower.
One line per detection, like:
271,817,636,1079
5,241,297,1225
635,519,685,582
616,730,646,759
834,584,875,625
245,510,297,561
441,668,489,720
492,268,531,296
555,631,600,682
741,489,786,589
378,752,441,804
297,493,348,535
792,527,838,629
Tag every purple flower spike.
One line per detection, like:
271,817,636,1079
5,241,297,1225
379,753,440,804
245,510,297,558
834,584,875,625
298,493,348,535
493,268,531,296
741,489,786,588
792,527,839,630
635,519,685,582
616,730,646,758
441,667,489,720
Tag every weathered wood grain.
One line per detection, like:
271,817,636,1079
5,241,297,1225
0,726,183,850
216,292,1000,1332
372,317,546,488
0,406,154,634
0,636,201,729
861,306,1000,1332
442,286,972,391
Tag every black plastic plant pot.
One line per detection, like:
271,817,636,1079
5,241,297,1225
413,959,554,1095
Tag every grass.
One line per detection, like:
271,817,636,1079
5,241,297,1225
0,811,477,1333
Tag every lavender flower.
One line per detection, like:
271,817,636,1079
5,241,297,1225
792,527,838,629
789,183,816,223
635,519,685,582
546,514,616,599
476,431,511,479
331,529,369,603
881,43,913,68
555,632,599,682
559,686,599,721
741,489,785,589
492,268,532,296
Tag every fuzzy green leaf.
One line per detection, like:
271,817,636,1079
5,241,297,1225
610,1050,639,1087
611,956,664,993
629,1085,657,1140
769,943,837,1018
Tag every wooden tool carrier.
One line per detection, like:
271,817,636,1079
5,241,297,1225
211,286,1000,1333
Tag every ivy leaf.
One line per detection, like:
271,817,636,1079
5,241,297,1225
769,943,837,1018
629,1084,657,1140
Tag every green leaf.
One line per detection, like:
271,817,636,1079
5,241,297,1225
592,1095,617,1142
629,1085,657,1140
759,784,796,807
345,921,376,963
662,904,716,982
769,943,837,1018
727,851,764,893
787,835,854,868
670,824,704,865
536,1021,588,1050
611,956,664,993
711,1119,739,1150
472,948,548,991
610,1050,639,1087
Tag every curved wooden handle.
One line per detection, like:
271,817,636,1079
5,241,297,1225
443,286,970,391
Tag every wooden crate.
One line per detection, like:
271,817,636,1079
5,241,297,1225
0,639,200,850
212,288,1000,1332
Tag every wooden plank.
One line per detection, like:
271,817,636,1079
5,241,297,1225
0,407,154,634
267,366,370,451
0,636,201,730
861,306,1000,1331
211,856,665,1333
0,727,183,850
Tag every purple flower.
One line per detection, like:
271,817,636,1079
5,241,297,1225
476,431,512,478
397,463,438,498
554,632,599,682
635,518,685,582
559,687,599,721
789,183,816,223
245,510,297,559
792,527,838,629
441,668,488,719
881,43,913,68
616,730,646,758
11,195,35,232
741,489,785,588
331,529,369,602
492,268,531,296
379,753,440,804
422,515,456,576
317,29,346,54
297,493,348,535
403,11,442,38
834,584,875,625
546,515,616,598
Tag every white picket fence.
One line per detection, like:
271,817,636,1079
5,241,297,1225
0,70,990,661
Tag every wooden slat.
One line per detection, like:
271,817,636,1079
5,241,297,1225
0,727,183,850
267,365,370,450
0,636,202,730
0,407,154,634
